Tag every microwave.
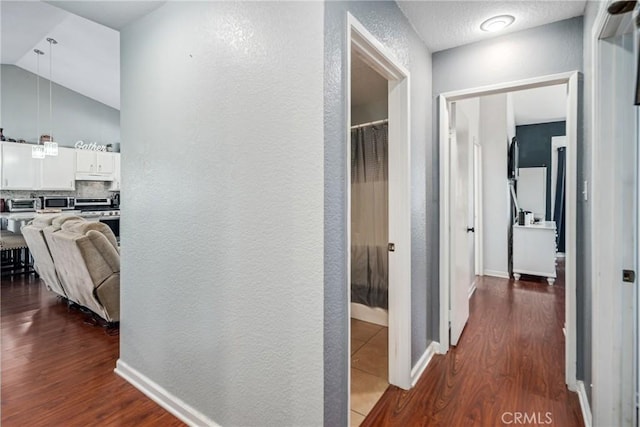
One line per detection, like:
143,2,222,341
40,196,75,210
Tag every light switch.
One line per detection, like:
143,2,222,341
583,180,588,201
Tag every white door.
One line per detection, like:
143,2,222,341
96,152,115,174
594,26,637,427
76,150,95,173
450,103,473,345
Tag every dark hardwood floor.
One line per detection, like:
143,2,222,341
1,274,184,426
363,265,584,427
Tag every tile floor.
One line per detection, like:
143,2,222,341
350,318,388,426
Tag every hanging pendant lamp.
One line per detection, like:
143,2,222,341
44,37,58,156
32,49,45,159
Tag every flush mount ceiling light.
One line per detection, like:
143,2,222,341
480,15,515,32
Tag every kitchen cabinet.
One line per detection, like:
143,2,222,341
513,221,557,285
76,151,116,180
109,154,121,191
40,147,75,190
1,142,39,190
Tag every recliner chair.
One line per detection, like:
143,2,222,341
45,218,120,323
21,214,80,298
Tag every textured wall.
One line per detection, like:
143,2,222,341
432,15,584,347
0,65,120,148
324,2,432,426
120,2,324,425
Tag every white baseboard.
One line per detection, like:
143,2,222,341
351,302,388,327
468,282,477,299
411,342,438,387
483,270,510,279
115,359,219,427
576,380,592,427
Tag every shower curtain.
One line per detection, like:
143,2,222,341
351,123,389,309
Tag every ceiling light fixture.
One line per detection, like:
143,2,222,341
45,37,58,157
480,15,515,32
32,49,45,159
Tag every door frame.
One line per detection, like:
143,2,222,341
438,71,580,393
590,2,638,425
346,11,412,402
473,140,483,277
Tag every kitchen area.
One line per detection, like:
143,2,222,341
0,142,121,276
1,144,121,240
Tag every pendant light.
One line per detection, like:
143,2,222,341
44,37,58,157
32,49,45,159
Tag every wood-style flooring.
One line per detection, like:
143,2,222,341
1,275,184,426
363,268,584,427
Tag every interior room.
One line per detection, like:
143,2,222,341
349,52,389,425
0,1,637,427
455,84,567,288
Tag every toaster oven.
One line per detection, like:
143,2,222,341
6,198,38,212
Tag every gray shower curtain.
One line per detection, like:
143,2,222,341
351,123,389,309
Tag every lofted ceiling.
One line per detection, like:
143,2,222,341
397,1,586,52
1,1,587,112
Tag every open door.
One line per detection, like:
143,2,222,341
449,102,474,346
593,22,637,426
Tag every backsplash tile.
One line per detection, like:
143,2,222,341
1,181,117,201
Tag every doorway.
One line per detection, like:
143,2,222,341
438,72,579,391
346,13,412,425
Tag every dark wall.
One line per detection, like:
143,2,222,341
516,121,566,220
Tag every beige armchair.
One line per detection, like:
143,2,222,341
45,218,120,323
21,214,79,298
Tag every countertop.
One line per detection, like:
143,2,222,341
0,211,119,220
513,221,556,230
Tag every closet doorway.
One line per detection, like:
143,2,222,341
346,14,411,425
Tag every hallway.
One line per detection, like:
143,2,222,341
363,270,584,426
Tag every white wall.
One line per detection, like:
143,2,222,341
119,2,324,426
479,94,510,277
506,92,516,141
351,99,388,125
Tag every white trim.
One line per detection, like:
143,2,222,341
115,360,219,427
577,380,593,427
468,281,477,299
346,13,413,407
410,342,438,387
438,71,579,392
483,270,510,279
473,142,483,276
438,95,451,354
351,302,388,327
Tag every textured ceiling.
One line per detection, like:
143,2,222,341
397,1,587,52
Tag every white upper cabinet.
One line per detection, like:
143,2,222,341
40,147,75,191
1,142,39,190
75,151,117,180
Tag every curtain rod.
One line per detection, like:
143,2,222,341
350,118,388,129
